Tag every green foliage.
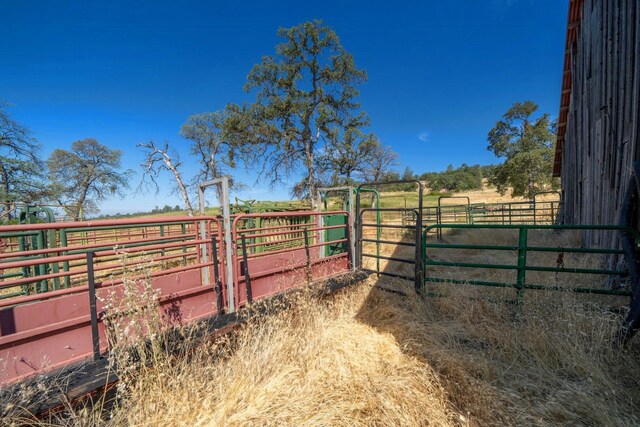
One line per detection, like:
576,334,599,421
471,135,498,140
180,110,242,188
377,171,418,192
487,101,558,198
319,128,381,186
48,138,133,220
225,20,370,204
149,204,182,214
402,166,415,182
420,163,485,193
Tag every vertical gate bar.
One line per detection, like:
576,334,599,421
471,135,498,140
221,180,235,311
421,230,427,295
18,233,30,294
159,225,166,269
86,251,100,361
344,218,352,272
60,230,70,288
198,219,210,286
211,237,223,313
355,190,362,269
47,228,61,291
36,231,48,293
241,234,253,303
436,204,442,241
348,188,356,272
317,193,325,259
516,227,528,303
416,183,424,293
303,228,312,283
375,192,381,272
180,223,187,266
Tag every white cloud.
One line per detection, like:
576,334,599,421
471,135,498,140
418,131,431,142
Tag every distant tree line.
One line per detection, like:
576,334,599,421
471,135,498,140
95,204,183,220
377,100,559,198
370,164,492,194
420,164,496,193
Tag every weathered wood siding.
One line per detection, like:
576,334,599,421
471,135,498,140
561,0,640,247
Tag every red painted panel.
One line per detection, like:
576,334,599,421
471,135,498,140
236,253,348,306
0,269,220,384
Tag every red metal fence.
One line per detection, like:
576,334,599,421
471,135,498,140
0,211,351,384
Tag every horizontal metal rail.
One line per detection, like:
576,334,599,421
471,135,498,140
0,216,223,300
231,211,352,307
422,223,634,300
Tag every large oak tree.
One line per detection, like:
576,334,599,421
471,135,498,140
487,101,557,198
48,138,132,220
228,20,369,207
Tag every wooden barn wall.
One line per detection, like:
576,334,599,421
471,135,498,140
561,0,640,248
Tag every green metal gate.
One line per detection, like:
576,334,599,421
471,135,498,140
324,213,348,256
421,223,634,302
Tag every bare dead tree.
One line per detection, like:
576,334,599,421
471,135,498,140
364,144,398,184
363,144,398,207
138,141,195,216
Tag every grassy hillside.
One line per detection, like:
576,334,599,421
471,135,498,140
93,182,558,220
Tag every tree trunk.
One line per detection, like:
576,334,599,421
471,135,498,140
75,184,89,221
164,153,194,216
208,156,224,207
0,160,11,220
306,144,316,210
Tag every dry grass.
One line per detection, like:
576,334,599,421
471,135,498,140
105,283,455,426
89,277,640,426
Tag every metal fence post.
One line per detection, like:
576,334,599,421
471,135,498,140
355,190,362,269
59,230,69,288
348,189,356,272
199,177,235,312
240,234,253,303
343,217,353,270
415,184,424,293
211,237,223,313
86,251,100,361
516,227,528,303
36,231,48,293
303,228,312,283
180,223,187,266
421,229,427,295
436,206,442,241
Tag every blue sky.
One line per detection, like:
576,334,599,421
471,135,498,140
1,0,567,215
